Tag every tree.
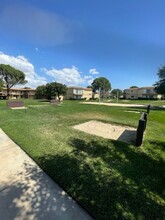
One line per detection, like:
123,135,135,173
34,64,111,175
0,64,27,99
130,86,138,88
53,82,67,100
87,85,94,90
154,66,165,95
111,89,123,97
0,78,3,91
91,77,111,98
35,85,46,99
45,82,67,100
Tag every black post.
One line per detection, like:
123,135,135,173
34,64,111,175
147,104,150,114
142,112,147,131
136,119,146,147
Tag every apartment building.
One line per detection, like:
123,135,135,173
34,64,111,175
65,87,93,100
93,91,111,99
124,87,162,99
0,87,36,99
0,86,110,100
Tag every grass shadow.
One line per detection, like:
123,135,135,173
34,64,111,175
38,99,50,103
37,138,165,219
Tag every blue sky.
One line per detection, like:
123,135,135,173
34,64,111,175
0,0,165,89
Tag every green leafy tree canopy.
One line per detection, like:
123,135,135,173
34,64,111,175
130,86,138,89
46,82,67,100
0,64,27,98
111,89,123,97
0,78,3,91
154,66,165,95
91,77,111,94
35,85,46,99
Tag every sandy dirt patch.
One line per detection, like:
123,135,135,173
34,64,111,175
81,102,145,107
73,120,137,144
124,110,141,114
11,107,27,110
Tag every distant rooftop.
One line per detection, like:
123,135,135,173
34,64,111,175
67,86,92,91
2,87,36,91
125,86,155,90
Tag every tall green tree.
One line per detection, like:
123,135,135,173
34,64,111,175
52,82,67,100
154,66,165,96
0,78,3,91
111,89,123,97
0,64,27,99
35,85,46,99
45,82,67,100
92,77,111,98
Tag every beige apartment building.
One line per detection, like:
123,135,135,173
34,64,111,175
93,91,110,99
0,86,111,100
124,87,162,99
65,87,93,100
0,87,36,99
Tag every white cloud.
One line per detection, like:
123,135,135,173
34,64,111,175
42,66,85,86
89,68,99,75
0,5,72,46
87,78,95,85
0,52,47,88
84,75,93,79
0,52,95,88
35,48,39,52
42,66,94,86
84,75,94,84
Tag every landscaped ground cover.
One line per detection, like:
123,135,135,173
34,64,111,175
0,99,165,219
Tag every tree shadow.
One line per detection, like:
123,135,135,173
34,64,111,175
148,140,165,150
0,161,92,220
127,105,165,112
150,106,165,111
38,100,50,103
37,138,165,219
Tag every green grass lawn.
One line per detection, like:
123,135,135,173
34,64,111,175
0,99,165,219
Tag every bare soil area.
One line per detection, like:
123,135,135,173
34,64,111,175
11,107,27,110
81,102,145,107
73,120,137,144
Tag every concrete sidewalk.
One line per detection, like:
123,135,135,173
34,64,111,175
0,129,92,220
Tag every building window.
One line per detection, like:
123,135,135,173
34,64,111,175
73,89,83,94
73,95,81,99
